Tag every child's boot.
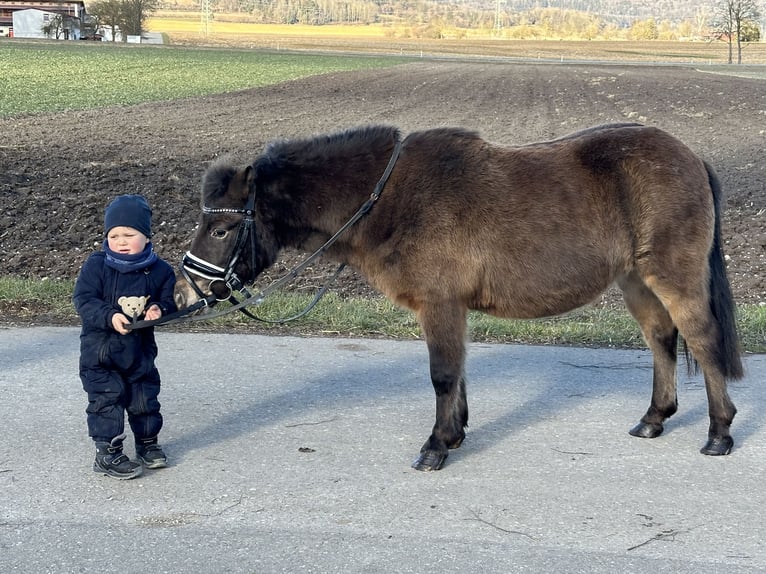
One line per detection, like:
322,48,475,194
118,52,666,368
136,436,167,469
94,433,142,480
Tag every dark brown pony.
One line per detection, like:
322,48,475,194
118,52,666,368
175,123,743,471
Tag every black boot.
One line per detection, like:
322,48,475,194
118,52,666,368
94,434,142,480
136,436,167,469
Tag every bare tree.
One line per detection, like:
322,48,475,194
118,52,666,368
712,0,762,64
89,0,124,41
694,6,711,38
121,0,159,38
41,13,65,38
88,0,157,40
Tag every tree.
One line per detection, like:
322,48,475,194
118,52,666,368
694,6,712,38
712,0,762,64
41,13,65,39
740,18,761,41
121,0,158,37
89,0,124,41
629,18,658,40
88,0,158,40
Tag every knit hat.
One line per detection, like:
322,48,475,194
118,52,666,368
104,195,152,238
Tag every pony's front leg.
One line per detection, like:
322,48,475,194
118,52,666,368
412,303,469,472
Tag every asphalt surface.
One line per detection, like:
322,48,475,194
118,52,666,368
1,326,765,573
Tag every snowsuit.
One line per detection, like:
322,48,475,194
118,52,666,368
73,251,177,443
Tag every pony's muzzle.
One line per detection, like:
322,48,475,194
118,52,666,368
176,252,228,309
173,280,202,310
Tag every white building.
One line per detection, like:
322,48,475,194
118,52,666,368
12,7,80,39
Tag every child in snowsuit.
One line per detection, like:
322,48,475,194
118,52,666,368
73,195,177,480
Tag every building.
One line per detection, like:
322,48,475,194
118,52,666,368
12,7,81,38
0,0,86,37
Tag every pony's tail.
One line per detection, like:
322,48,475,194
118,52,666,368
705,160,744,380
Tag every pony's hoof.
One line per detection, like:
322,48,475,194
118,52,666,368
700,436,733,456
629,421,664,438
412,450,447,471
447,435,465,450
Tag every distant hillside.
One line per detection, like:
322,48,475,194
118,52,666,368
160,0,727,34
460,1,710,27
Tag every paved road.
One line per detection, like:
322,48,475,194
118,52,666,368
1,326,764,573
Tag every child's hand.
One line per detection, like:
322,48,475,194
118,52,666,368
145,304,162,321
112,313,131,335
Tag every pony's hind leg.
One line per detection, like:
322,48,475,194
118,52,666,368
636,274,738,455
664,296,737,455
412,301,469,472
618,272,680,439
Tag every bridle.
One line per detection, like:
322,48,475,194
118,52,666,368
179,183,258,308
167,137,403,326
123,195,260,332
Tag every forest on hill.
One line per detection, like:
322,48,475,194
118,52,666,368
155,0,753,40
158,0,728,33
468,1,711,26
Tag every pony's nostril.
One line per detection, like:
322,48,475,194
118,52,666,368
174,291,185,309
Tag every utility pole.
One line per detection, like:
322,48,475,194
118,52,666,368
201,0,212,37
494,0,503,37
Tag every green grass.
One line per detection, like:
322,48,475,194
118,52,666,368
3,276,765,353
0,41,406,117
0,276,77,319
0,276,74,301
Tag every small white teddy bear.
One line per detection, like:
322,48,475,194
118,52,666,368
118,295,151,321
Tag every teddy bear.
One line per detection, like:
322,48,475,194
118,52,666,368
118,295,150,321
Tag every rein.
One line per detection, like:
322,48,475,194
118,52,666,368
126,138,402,330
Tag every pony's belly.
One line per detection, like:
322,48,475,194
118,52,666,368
473,277,614,319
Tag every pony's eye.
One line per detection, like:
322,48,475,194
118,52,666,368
211,228,228,239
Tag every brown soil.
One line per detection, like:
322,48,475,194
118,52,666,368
2,61,765,323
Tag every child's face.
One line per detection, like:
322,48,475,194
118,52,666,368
107,226,149,255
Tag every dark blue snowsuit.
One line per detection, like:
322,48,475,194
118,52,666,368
73,251,177,443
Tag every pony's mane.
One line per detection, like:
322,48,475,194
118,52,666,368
201,156,240,205
254,125,401,178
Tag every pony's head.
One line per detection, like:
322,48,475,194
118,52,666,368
175,158,273,310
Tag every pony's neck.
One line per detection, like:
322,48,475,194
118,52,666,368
260,126,400,249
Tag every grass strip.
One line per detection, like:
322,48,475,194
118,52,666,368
2,276,764,353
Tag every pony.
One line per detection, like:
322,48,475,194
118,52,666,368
175,123,743,471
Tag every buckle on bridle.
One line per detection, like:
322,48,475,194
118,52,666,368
208,278,233,302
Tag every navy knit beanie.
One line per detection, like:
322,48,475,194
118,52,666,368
104,195,152,238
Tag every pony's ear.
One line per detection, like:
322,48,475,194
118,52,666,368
244,164,256,196
227,164,254,205
249,155,275,201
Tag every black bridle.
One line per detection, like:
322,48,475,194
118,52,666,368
124,194,259,331
179,184,259,309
